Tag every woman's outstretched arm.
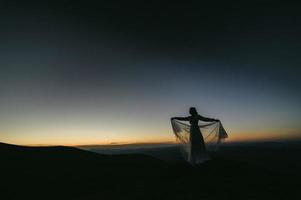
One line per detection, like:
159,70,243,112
198,115,219,122
171,116,190,121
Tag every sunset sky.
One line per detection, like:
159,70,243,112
0,1,300,146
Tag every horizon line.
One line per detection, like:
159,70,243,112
2,136,301,148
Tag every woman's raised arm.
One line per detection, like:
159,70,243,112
198,115,219,122
171,116,190,121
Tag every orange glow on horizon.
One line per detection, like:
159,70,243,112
1,130,300,147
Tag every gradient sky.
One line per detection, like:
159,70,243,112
0,1,300,145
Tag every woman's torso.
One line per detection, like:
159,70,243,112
189,115,199,127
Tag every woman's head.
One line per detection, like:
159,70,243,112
189,107,198,116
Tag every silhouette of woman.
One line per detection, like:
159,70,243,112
171,107,219,165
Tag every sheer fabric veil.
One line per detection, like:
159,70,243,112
171,119,228,164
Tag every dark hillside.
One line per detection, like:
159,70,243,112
0,142,299,200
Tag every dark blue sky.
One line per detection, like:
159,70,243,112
0,1,300,145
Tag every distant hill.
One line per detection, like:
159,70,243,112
0,142,300,200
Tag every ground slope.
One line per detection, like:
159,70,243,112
0,142,299,200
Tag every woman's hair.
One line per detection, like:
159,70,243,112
189,107,198,115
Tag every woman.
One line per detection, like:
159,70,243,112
171,107,219,165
